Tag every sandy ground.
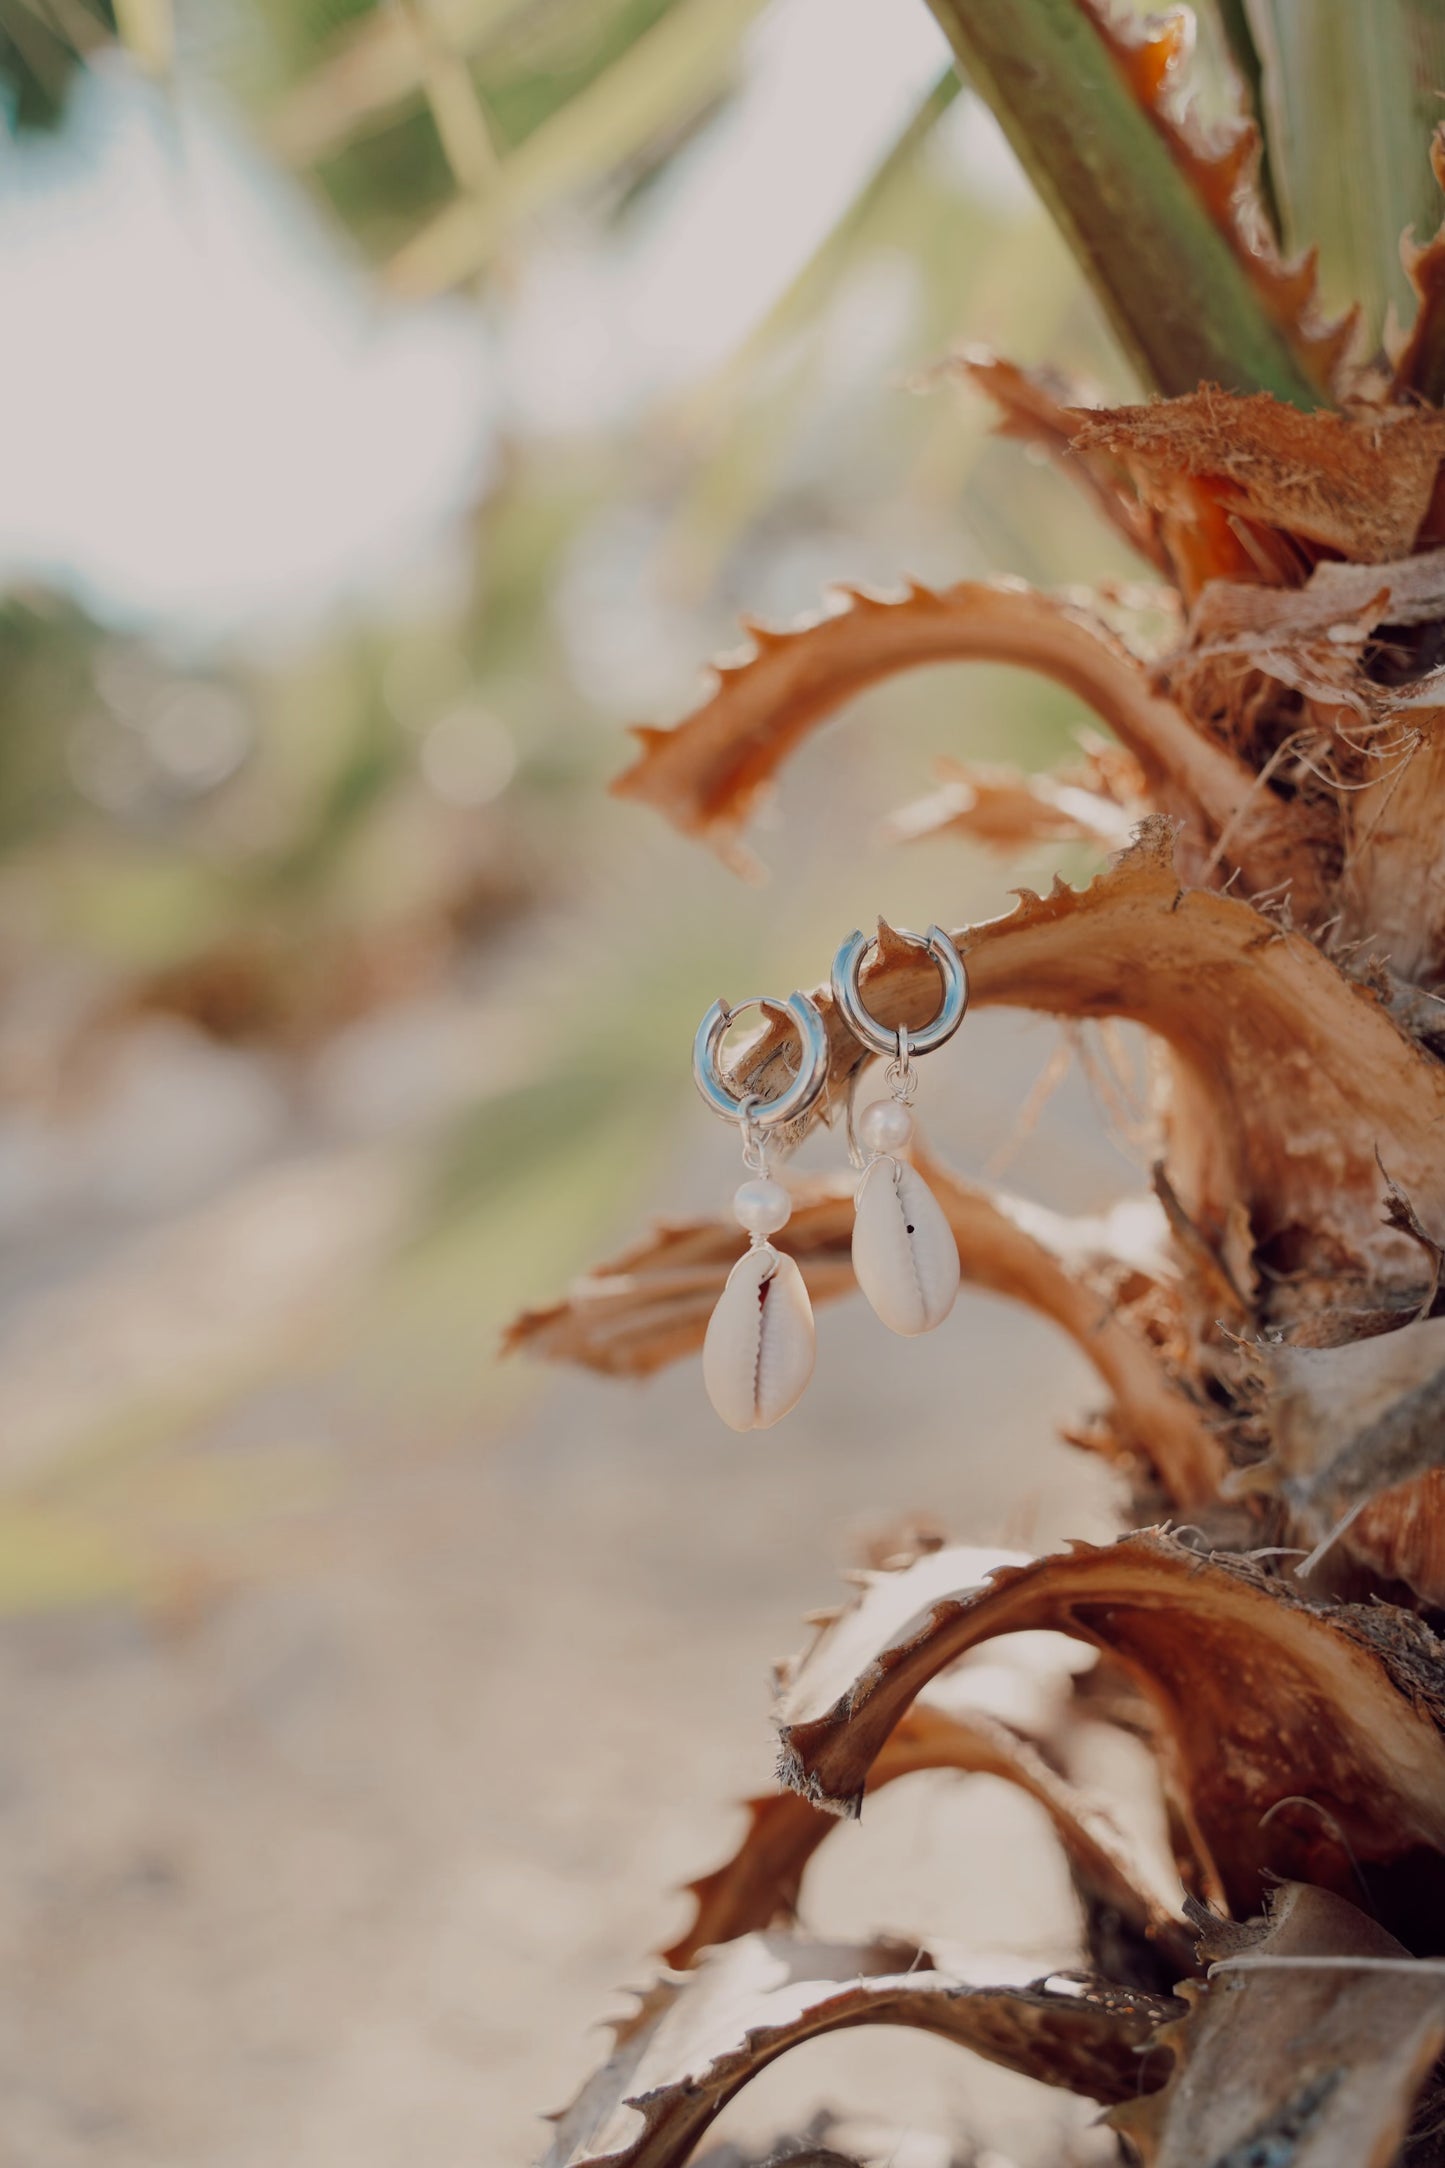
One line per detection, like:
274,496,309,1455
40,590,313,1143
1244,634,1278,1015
0,997,1157,2168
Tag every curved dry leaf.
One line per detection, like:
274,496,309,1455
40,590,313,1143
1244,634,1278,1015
664,1690,1189,1980
587,808,1436,1337
774,1529,1445,1941
504,1159,1225,1504
1253,1319,1445,1606
1075,2,1357,401
502,1185,855,1379
1392,125,1445,406
1072,393,1445,565
612,581,1300,892
713,823,1445,1313
773,1542,1026,1716
885,757,1135,855
1112,1882,1445,2166
949,348,1168,570
542,1930,1179,2166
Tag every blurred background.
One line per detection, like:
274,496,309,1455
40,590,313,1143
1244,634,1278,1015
0,2,1196,2161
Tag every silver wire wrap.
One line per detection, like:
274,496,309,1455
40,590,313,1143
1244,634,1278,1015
737,1096,770,1177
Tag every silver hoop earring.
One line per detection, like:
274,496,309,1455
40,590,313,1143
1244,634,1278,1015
692,992,828,1432
831,924,967,1337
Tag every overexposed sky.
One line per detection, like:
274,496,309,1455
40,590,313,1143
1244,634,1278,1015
0,0,975,639
0,57,494,633
497,0,953,433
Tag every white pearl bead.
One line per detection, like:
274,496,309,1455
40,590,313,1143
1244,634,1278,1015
733,1176,792,1236
858,1098,913,1155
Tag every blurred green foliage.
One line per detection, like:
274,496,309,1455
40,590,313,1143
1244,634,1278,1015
0,3,116,129
0,598,106,844
0,0,1149,1612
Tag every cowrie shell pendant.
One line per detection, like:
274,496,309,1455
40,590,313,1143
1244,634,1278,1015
852,1154,960,1336
703,1244,816,1431
692,987,829,1432
705,1180,814,1429
832,923,967,1338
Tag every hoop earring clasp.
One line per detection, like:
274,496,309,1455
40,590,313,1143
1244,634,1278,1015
692,992,829,1130
830,925,967,1060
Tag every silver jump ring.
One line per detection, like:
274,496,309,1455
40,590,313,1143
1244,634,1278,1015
830,924,967,1059
692,992,829,1130
737,1096,770,1173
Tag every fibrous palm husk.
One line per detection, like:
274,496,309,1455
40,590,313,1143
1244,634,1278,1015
1111,1883,1445,2166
